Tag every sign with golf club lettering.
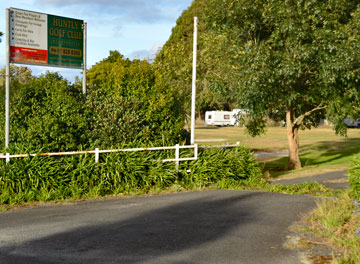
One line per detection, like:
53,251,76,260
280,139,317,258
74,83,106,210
9,8,84,68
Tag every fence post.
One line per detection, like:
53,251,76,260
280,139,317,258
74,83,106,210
175,144,180,172
194,144,198,159
5,153,10,164
95,148,99,163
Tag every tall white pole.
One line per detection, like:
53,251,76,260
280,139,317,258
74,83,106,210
190,16,198,145
5,9,10,149
82,22,87,96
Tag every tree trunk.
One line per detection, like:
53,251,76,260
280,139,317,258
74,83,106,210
286,107,302,170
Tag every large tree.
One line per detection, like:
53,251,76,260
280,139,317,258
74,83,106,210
154,0,360,169
204,0,360,170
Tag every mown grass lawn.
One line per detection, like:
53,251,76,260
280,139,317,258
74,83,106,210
195,126,360,179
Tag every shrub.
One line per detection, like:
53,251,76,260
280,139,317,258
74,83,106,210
84,88,148,148
86,51,186,147
179,146,265,188
0,72,88,153
0,146,264,205
0,66,187,152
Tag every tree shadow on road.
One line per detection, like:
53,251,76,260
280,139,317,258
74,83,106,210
0,192,261,264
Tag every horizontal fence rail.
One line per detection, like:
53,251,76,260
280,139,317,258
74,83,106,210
0,142,240,166
0,144,200,165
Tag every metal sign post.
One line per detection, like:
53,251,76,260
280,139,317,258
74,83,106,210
82,22,87,96
190,16,198,145
5,9,10,149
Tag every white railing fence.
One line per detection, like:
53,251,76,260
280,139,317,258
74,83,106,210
0,142,241,168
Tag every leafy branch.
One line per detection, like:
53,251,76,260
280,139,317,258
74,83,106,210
293,105,328,129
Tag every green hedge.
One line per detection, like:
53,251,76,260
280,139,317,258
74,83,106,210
0,69,186,153
0,146,264,205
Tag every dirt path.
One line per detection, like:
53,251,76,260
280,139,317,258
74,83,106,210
272,170,349,189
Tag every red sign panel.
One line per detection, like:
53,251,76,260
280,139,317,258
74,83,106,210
10,46,47,65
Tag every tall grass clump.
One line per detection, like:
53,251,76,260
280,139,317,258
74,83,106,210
0,151,174,204
179,146,266,189
304,194,360,263
0,146,264,205
268,182,341,197
349,154,360,200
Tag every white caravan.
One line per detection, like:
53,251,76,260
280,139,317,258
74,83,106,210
204,109,245,126
344,117,360,128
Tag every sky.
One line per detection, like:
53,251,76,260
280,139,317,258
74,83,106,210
0,0,193,81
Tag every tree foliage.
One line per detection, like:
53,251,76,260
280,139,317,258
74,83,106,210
1,52,187,152
230,0,359,127
0,72,88,152
153,0,240,119
0,65,34,88
87,51,187,147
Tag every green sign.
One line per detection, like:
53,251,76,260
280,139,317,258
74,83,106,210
47,15,84,68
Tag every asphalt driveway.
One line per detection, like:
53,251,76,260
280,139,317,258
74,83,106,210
0,190,316,264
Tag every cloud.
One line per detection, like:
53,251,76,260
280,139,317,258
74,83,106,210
112,24,123,38
29,66,82,82
33,0,191,24
128,42,163,60
151,43,164,56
